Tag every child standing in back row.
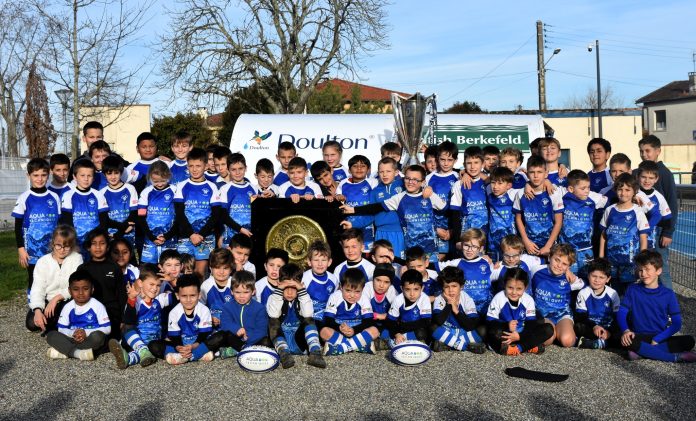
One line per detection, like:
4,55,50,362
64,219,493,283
426,141,459,260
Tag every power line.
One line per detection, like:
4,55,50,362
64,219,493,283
544,23,695,48
381,71,537,87
546,33,691,55
546,28,693,52
545,37,690,60
547,68,662,88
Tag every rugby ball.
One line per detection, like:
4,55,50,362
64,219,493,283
390,340,432,366
236,346,280,373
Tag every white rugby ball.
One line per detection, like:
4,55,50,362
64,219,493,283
236,346,280,373
390,340,432,366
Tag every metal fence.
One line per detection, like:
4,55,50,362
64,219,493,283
674,171,695,185
671,185,696,290
0,157,28,229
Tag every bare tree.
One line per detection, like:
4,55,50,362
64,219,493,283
24,64,57,158
0,1,52,157
563,85,627,110
159,0,389,114
39,0,152,158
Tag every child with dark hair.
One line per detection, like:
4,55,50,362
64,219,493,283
380,142,403,168
337,155,376,250
256,248,289,306
137,161,177,264
362,263,398,350
45,270,111,360
201,248,234,329
486,166,521,260
218,153,256,244
273,141,297,187
321,268,378,355
310,160,338,198
423,144,438,174
100,155,138,245
385,269,432,348
451,146,489,236
212,145,232,186
278,157,323,202
431,266,485,353
158,248,182,294
230,233,256,276
499,147,527,189
574,258,620,350
487,267,553,355
619,250,695,362
322,140,347,182
482,145,500,176
125,132,160,194
587,137,613,193
109,238,139,286
254,158,278,197
637,160,672,250
426,141,458,259
267,263,326,369
370,157,405,258
405,246,439,301
302,241,338,327
48,153,72,200
204,144,219,183
333,228,375,281
88,140,111,190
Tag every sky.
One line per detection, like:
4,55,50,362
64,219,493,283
61,0,696,116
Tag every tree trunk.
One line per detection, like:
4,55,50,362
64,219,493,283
71,0,80,159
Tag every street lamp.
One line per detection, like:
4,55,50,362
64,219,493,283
588,41,602,138
538,48,561,112
54,89,71,156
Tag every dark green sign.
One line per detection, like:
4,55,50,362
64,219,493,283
425,124,530,151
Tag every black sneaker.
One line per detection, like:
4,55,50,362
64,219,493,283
577,337,597,349
374,337,390,351
278,349,295,369
307,350,327,369
431,340,449,353
466,342,486,354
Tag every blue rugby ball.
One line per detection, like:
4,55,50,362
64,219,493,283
390,340,432,366
237,346,280,373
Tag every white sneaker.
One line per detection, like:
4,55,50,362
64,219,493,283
199,351,214,362
75,349,94,361
165,352,189,365
46,347,68,359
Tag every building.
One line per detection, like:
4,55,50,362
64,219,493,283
314,78,411,113
636,72,696,177
80,104,151,163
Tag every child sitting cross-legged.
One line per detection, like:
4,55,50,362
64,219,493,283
385,269,432,349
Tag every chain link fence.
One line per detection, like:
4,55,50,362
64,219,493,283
671,185,696,291
0,157,29,230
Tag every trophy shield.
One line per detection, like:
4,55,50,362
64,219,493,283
391,92,437,166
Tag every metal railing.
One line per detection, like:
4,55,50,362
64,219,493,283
673,171,696,185
671,184,696,290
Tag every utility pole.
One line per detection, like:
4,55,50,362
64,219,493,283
536,20,546,112
595,40,602,138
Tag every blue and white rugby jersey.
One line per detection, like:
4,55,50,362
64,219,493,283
48,182,72,201
57,297,111,336
124,158,160,184
167,301,213,345
302,270,340,321
362,281,398,316
133,292,172,343
174,179,221,233
640,189,671,249
337,177,376,229
277,180,323,198
512,188,564,249
490,254,541,292
512,168,528,189
426,171,458,230
92,171,108,190
422,269,441,298
100,183,138,238
547,170,567,188
486,290,537,331
200,276,232,322
332,166,348,182
382,191,446,255
138,184,176,237
599,204,650,266
169,159,190,185
387,292,432,323
450,177,489,232
370,179,404,232
272,169,289,187
560,190,607,250
123,264,139,286
333,259,375,283
438,257,493,314
12,189,61,264
588,168,612,193
218,181,258,240
254,277,277,307
487,187,521,251
324,290,374,327
531,265,583,319
433,290,478,329
61,188,108,245
576,285,620,328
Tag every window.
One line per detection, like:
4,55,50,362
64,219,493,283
560,149,570,169
655,110,666,131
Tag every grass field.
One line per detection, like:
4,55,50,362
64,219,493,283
0,231,26,301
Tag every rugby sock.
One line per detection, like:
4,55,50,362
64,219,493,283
127,351,140,366
124,331,146,351
343,331,374,352
273,337,289,353
191,344,210,361
453,330,482,351
433,326,457,348
304,325,321,353
328,332,345,345
637,341,678,362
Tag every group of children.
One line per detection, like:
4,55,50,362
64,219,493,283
14,121,695,367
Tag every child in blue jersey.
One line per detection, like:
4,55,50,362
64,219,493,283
267,264,327,369
100,155,138,245
200,248,234,329
369,157,406,258
230,234,256,276
212,146,232,187
423,145,438,174
302,241,339,328
60,159,109,259
539,137,567,187
205,271,271,358
137,161,177,264
45,270,111,360
437,229,493,314
499,147,528,189
337,155,376,251
587,137,613,193
203,144,218,182
174,147,221,278
272,141,297,187
48,154,72,200
109,239,139,287
490,235,542,292
88,140,110,190
168,131,193,184
256,248,289,306
600,153,632,205
482,145,500,177
254,158,278,197
380,141,404,172
385,269,432,348
599,173,650,294
362,263,398,350
163,275,215,365
560,170,608,279
431,266,485,353
513,155,564,257
158,249,182,294
451,146,489,236
14,158,61,294
310,160,338,199
108,266,172,369
218,153,256,245
487,268,553,355
574,258,621,350
333,228,375,282
405,246,440,302
619,250,696,362
531,244,583,348
342,165,446,260
637,161,672,250
487,167,520,261
323,140,348,182
278,156,323,202
426,141,459,259
125,132,160,194
321,268,378,355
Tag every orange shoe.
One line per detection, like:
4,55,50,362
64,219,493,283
501,344,521,356
526,344,545,355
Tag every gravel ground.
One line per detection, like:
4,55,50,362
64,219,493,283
1,289,695,421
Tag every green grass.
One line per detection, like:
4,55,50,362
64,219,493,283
0,231,26,301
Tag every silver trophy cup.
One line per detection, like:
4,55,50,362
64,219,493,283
391,92,437,166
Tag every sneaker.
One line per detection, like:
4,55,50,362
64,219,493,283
677,351,696,363
46,347,68,360
526,344,545,355
501,344,521,356
278,349,295,369
357,341,376,355
75,349,95,361
577,337,598,349
322,342,341,356
307,350,327,369
627,350,642,361
219,347,238,359
138,347,157,367
374,337,390,351
109,339,129,369
431,340,449,353
199,351,214,362
466,342,486,354
165,352,189,365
